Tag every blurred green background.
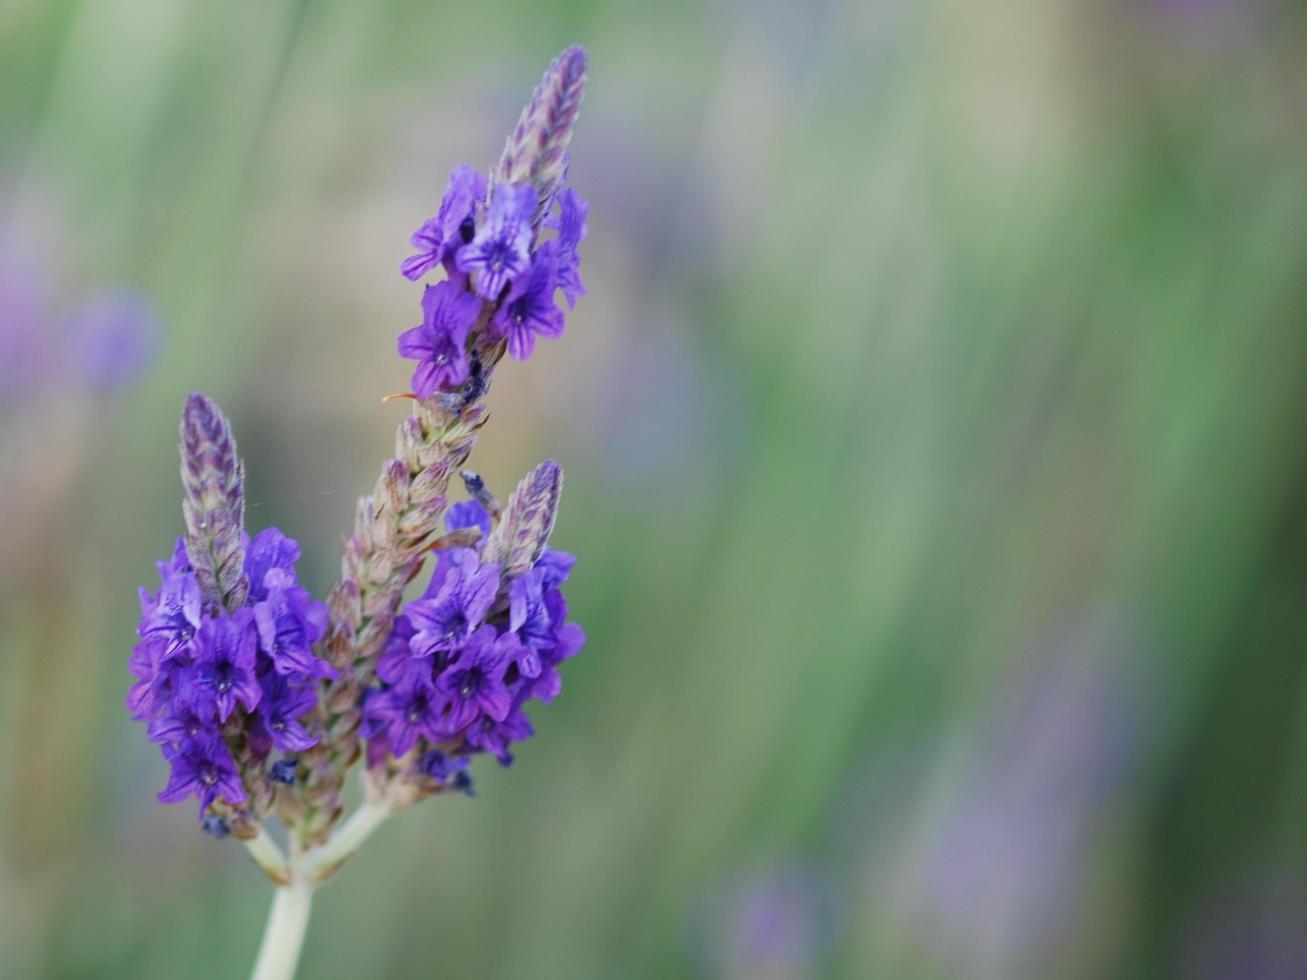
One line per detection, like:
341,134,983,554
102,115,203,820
2,0,1307,977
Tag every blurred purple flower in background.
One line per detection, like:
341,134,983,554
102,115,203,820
0,218,160,402
67,288,160,393
904,607,1155,975
694,863,842,980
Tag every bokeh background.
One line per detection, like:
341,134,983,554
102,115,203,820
2,0,1306,977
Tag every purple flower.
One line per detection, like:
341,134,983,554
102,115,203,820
245,527,301,604
269,759,299,785
396,281,481,397
255,673,319,752
546,187,588,308
376,614,425,685
126,638,188,720
138,567,203,658
362,676,448,757
191,610,261,722
507,563,585,703
444,500,492,541
146,698,214,745
435,625,518,731
253,567,333,680
456,183,535,300
463,707,534,765
537,549,576,589
401,165,487,281
407,548,500,656
419,748,470,784
158,735,247,814
490,249,564,362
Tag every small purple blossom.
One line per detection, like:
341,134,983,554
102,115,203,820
191,609,261,723
491,249,564,362
138,565,203,658
456,183,535,300
444,500,492,541
376,614,423,685
362,676,448,757
407,548,500,655
253,567,332,680
255,673,319,752
419,749,470,785
396,281,481,396
158,736,247,813
269,759,299,785
401,165,487,280
126,638,187,720
463,707,534,765
245,527,301,604
435,625,519,731
546,187,588,309
146,698,213,745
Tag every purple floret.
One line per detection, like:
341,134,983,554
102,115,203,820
363,676,448,757
397,281,482,397
444,500,492,541
138,567,203,658
401,165,487,281
407,548,500,656
191,610,261,723
254,673,319,752
435,625,520,731
491,249,565,362
546,187,588,309
456,183,535,301
158,735,247,814
253,567,333,680
245,527,301,603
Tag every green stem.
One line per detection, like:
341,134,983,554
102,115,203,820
243,826,290,884
301,800,393,883
250,876,314,980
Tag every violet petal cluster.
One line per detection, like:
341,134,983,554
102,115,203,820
396,70,590,395
129,529,333,819
364,500,584,783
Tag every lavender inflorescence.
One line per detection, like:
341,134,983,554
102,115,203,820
127,45,590,895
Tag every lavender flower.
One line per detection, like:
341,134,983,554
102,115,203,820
456,183,535,301
245,527,302,603
362,676,447,756
192,609,261,722
158,735,247,814
463,707,534,765
128,47,592,980
491,249,565,361
137,562,203,657
255,674,320,753
401,165,487,281
547,187,589,308
407,548,500,655
444,499,492,540
254,568,333,680
435,625,520,731
396,280,482,396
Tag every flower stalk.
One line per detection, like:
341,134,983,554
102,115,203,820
251,875,314,980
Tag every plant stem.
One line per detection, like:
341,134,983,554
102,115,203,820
302,800,392,883
251,875,314,980
244,826,291,884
